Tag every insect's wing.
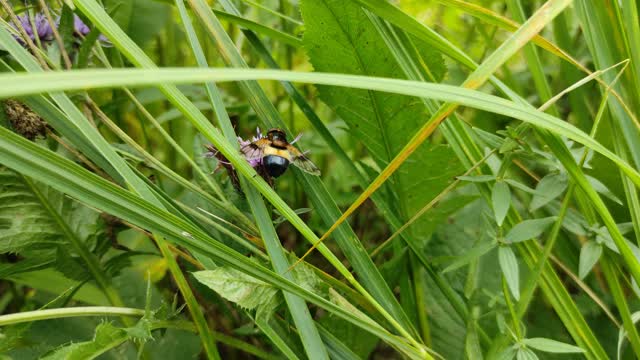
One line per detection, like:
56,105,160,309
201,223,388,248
241,138,270,161
287,145,321,176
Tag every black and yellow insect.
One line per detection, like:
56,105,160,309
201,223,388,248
241,128,321,178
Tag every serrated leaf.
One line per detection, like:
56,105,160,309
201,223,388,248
522,337,584,353
301,0,458,230
457,175,496,183
505,217,556,243
530,173,568,211
0,167,105,255
40,322,127,360
498,246,519,300
578,241,602,279
492,181,511,226
192,268,279,314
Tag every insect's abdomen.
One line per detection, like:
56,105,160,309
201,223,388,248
263,155,290,177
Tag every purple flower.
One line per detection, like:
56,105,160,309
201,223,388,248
205,128,265,169
10,13,54,45
72,14,91,36
71,14,111,45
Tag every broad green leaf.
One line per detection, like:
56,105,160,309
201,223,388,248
300,0,456,230
578,241,602,279
530,173,568,211
492,181,511,226
522,337,584,353
505,217,557,243
498,246,519,300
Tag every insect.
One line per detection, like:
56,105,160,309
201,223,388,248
205,128,320,193
241,128,321,179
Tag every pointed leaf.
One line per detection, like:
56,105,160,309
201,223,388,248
505,217,557,243
530,173,568,211
523,337,584,353
516,348,539,360
498,246,519,300
492,181,511,226
578,241,602,279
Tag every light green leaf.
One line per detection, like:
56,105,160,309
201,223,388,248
578,241,603,279
505,217,557,243
497,346,517,360
530,173,568,211
458,175,496,183
498,246,519,300
504,179,537,194
492,181,511,226
522,337,585,353
516,347,539,360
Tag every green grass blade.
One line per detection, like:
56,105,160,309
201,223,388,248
1,68,638,190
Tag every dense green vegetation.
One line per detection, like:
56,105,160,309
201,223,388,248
1,0,640,358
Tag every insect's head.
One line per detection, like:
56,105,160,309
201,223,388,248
267,128,287,142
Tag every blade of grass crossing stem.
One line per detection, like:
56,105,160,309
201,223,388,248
0,20,222,360
294,0,573,265
183,0,425,348
176,1,328,357
0,126,423,357
369,10,609,358
216,0,422,339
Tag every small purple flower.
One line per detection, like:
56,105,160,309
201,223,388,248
205,128,265,169
10,13,54,45
71,14,111,45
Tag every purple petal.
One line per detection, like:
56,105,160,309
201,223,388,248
73,14,91,36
